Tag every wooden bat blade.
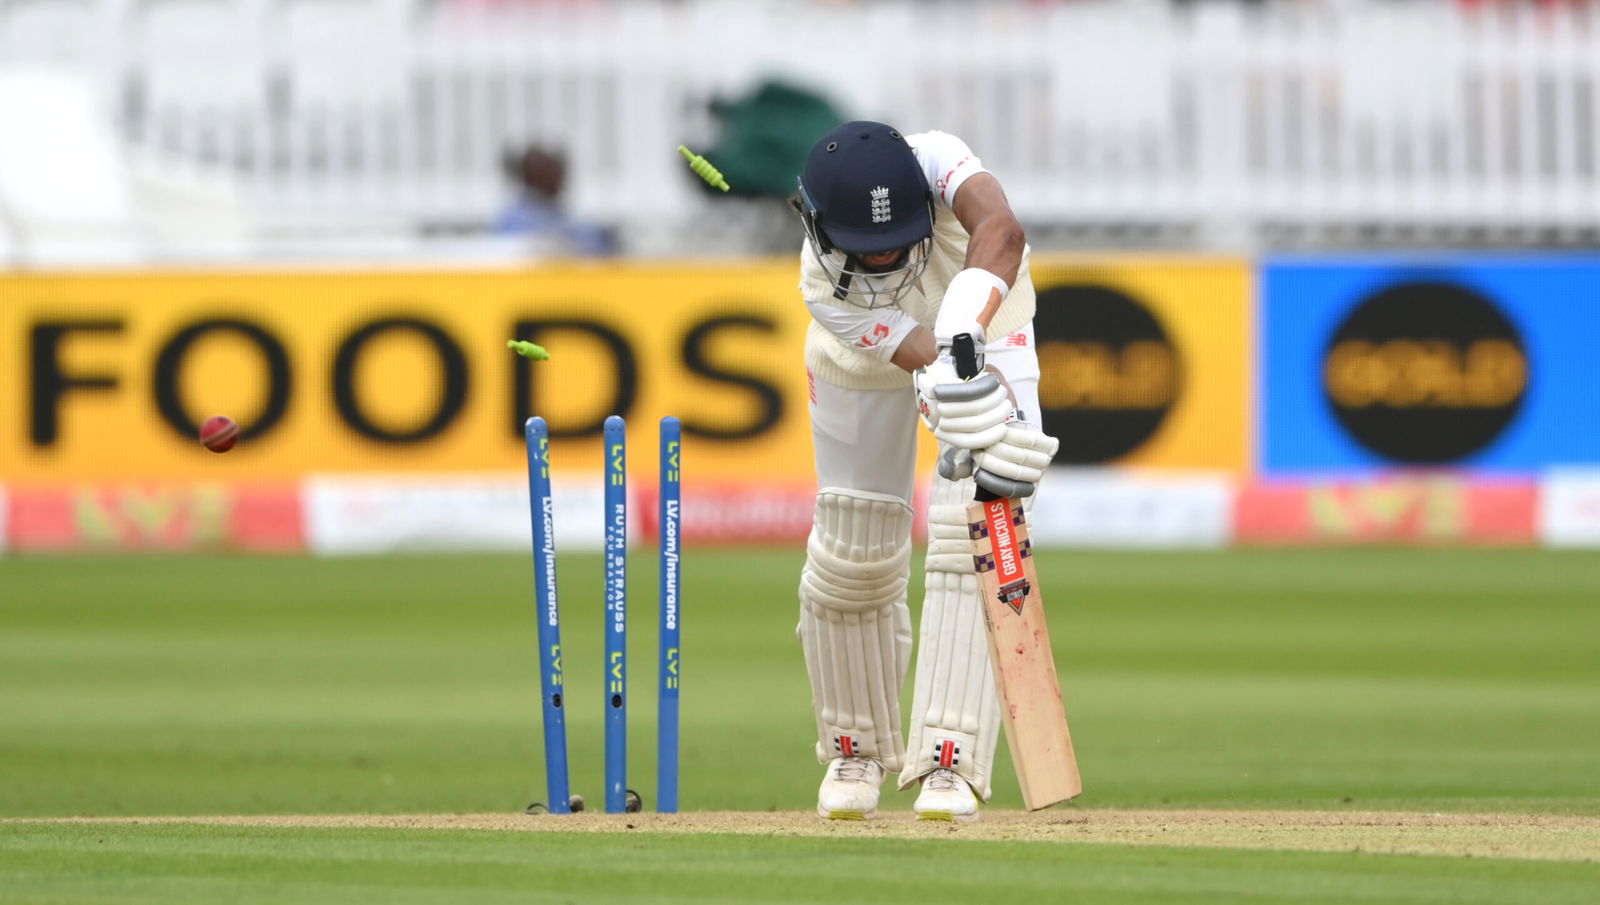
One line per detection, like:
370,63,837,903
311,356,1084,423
969,496,1082,810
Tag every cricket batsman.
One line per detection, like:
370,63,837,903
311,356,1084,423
792,121,1058,821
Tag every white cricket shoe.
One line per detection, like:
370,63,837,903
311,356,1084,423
816,756,886,820
914,769,980,823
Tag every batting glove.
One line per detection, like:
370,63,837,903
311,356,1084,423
937,424,1058,498
972,423,1059,497
915,365,1011,450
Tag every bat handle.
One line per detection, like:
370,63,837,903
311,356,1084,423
951,332,980,380
950,332,1002,503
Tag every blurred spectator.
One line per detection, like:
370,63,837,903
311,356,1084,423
492,144,617,257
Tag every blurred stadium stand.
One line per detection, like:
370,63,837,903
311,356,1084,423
1,0,1599,265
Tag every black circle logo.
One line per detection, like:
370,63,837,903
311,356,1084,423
1034,284,1182,464
1323,281,1527,463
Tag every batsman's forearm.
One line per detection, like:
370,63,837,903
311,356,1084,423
890,325,937,372
961,215,1025,288
951,173,1026,287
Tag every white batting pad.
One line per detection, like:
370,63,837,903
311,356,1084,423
900,469,1002,799
799,488,915,772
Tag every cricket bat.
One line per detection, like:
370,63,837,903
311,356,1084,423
952,332,1082,811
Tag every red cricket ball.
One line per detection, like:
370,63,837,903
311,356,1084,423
199,415,239,453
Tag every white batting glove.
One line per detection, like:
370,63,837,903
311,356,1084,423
937,445,976,482
970,423,1059,498
914,361,952,433
915,362,1011,450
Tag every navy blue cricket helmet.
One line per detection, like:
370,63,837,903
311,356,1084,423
796,121,934,307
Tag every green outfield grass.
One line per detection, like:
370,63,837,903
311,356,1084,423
2,548,1598,903
3,822,1598,905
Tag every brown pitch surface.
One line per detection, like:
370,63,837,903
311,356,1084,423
15,810,1599,862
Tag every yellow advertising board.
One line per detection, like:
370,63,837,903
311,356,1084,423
1030,257,1251,475
0,264,814,481
1,255,1251,482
